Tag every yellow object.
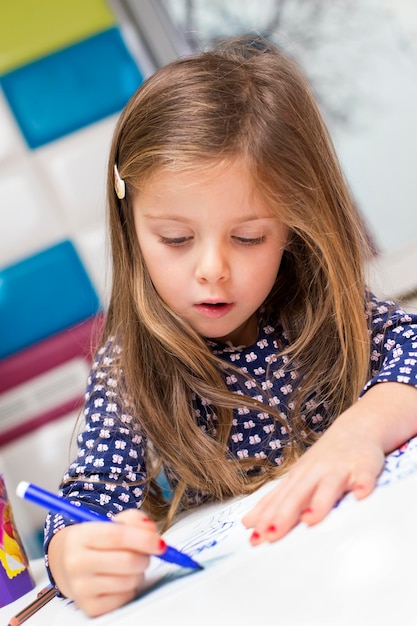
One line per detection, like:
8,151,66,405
0,537,26,579
0,496,28,579
0,0,116,74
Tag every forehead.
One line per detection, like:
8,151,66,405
135,158,259,201
132,159,275,219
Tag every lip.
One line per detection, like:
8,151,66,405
193,302,235,319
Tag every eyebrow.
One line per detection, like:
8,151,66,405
143,213,275,223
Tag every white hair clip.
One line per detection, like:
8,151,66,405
114,163,126,199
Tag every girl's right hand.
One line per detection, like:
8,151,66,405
47,509,166,617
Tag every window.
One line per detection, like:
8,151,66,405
161,0,417,258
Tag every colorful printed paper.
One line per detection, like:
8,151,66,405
0,474,34,607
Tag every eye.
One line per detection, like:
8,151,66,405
233,235,266,246
159,236,193,247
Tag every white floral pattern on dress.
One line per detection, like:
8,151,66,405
44,295,417,580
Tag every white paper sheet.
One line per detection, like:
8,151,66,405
5,436,417,625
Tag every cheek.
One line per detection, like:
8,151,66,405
136,239,163,287
249,247,284,287
141,249,186,303
137,233,164,271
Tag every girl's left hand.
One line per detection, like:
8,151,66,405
241,409,385,544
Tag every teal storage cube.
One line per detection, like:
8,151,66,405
0,27,143,148
0,241,101,358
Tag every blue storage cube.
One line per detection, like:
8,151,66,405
0,240,101,358
0,27,143,148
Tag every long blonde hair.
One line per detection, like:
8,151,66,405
103,36,372,525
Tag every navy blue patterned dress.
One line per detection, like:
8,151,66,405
44,295,417,571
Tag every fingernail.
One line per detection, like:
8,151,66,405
266,524,277,534
142,517,153,523
250,531,261,542
158,539,167,552
302,508,313,515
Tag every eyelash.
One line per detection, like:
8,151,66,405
233,236,266,246
159,235,266,247
159,236,192,247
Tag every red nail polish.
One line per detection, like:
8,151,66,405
266,524,277,533
303,508,313,515
142,517,153,523
250,531,261,542
158,539,167,552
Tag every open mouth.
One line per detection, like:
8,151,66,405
194,302,234,318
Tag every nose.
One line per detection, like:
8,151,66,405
195,243,229,284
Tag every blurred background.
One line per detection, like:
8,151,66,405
0,0,416,557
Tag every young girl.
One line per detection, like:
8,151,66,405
44,36,417,617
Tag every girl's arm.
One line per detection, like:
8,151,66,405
44,337,157,616
243,297,417,542
47,509,166,617
242,381,417,543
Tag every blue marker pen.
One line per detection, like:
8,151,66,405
17,481,203,571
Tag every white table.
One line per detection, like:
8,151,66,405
2,458,417,626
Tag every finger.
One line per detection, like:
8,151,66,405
115,508,157,529
80,519,164,557
301,467,379,526
80,588,138,618
244,485,315,545
250,465,350,540
242,470,318,538
242,490,279,528
247,499,305,545
299,472,351,526
352,474,377,500
70,567,144,599
242,475,296,527
75,548,151,577
60,543,146,582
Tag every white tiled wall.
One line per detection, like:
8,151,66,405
0,2,150,557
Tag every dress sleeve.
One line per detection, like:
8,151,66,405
43,336,148,586
361,295,417,394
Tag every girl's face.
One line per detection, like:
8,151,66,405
133,160,288,346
